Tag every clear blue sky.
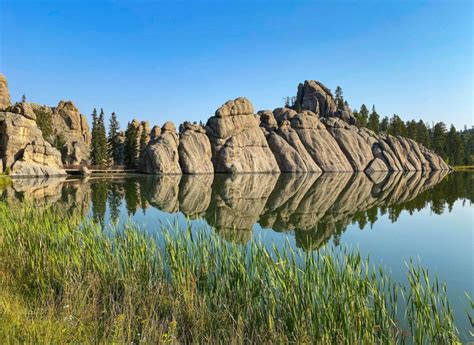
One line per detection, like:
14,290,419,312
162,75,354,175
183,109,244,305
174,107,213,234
0,0,472,130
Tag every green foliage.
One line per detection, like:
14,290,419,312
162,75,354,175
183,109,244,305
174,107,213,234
368,105,380,133
124,122,139,168
431,122,447,159
53,133,65,151
355,104,369,127
0,202,466,343
139,127,148,153
35,109,53,141
388,114,407,137
335,86,345,110
91,108,109,167
107,112,121,165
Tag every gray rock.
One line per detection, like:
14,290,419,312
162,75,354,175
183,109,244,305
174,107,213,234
138,121,182,174
178,122,213,174
0,74,11,110
291,112,352,172
206,97,280,173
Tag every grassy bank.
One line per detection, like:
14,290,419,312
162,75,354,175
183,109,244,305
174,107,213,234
0,202,467,343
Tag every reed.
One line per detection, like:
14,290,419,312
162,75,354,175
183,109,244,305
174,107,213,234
0,202,466,343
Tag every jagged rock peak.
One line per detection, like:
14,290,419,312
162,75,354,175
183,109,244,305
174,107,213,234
296,80,337,116
0,74,11,110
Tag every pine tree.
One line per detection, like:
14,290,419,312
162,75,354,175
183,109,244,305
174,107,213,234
124,122,138,168
108,112,121,165
139,128,148,153
380,116,389,132
416,120,430,148
367,105,380,133
356,104,369,128
446,125,464,165
406,120,417,141
90,108,98,165
21,94,26,102
96,109,109,166
388,114,407,136
431,122,447,159
335,86,344,110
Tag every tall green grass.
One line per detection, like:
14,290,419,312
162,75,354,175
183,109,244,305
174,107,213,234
0,202,467,343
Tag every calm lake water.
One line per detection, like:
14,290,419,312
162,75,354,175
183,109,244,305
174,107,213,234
1,171,473,338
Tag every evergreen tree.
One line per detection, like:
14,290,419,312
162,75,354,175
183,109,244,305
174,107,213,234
416,120,430,148
380,116,389,132
90,108,98,165
406,120,418,141
367,105,380,133
96,109,109,166
431,122,447,159
335,86,344,110
124,122,139,168
21,94,26,102
446,125,464,165
139,128,148,153
355,104,369,128
108,112,121,165
388,114,407,136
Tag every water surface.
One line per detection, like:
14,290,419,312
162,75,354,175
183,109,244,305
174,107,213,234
1,171,472,338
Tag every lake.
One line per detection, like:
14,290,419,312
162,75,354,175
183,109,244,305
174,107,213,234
1,171,473,339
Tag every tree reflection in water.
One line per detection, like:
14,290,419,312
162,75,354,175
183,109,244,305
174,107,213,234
1,171,472,251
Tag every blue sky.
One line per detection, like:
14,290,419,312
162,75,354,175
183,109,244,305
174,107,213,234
0,0,472,129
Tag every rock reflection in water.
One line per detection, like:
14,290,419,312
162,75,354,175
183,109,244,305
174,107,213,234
1,169,467,251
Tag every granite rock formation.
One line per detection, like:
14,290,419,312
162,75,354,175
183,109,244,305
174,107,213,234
0,110,66,176
139,121,181,174
29,101,91,165
205,97,279,173
178,122,214,174
0,74,10,110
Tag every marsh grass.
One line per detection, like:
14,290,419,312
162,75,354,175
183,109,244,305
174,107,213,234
0,202,467,343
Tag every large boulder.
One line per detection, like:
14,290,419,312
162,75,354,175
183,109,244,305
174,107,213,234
206,97,279,173
30,101,91,165
178,122,213,174
0,74,10,110
0,111,65,176
291,111,353,172
139,121,181,174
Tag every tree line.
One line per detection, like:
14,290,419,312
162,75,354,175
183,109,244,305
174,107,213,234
285,87,473,166
89,109,148,168
352,104,473,166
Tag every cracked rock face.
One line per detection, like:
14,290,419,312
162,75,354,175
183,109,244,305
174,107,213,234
0,74,10,110
178,122,213,174
205,97,279,173
0,111,65,176
139,121,181,174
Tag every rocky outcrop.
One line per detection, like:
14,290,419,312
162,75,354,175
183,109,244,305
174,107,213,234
0,111,66,176
264,116,321,173
139,121,181,174
0,74,10,110
324,118,374,171
29,101,91,165
178,122,213,174
291,112,352,172
206,97,279,173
